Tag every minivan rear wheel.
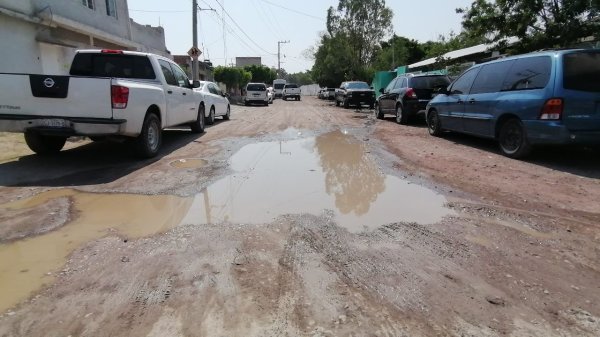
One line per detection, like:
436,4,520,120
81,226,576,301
498,118,532,159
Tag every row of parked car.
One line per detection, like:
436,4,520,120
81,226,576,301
375,48,600,158
243,83,302,106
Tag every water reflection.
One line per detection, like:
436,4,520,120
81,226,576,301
315,131,385,215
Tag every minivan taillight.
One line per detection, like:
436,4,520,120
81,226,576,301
111,85,129,109
405,88,417,99
539,98,563,120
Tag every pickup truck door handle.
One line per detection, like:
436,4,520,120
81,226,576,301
182,92,187,96
167,90,173,94
457,99,464,104
468,99,476,104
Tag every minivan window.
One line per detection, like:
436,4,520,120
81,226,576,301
563,52,600,92
451,68,479,94
502,56,551,91
247,84,266,91
410,76,452,90
70,54,156,79
470,61,514,94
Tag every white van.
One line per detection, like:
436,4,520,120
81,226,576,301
244,83,269,106
273,79,286,98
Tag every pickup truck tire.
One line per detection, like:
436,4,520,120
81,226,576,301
223,105,231,120
24,132,67,155
343,99,349,109
335,100,340,107
133,113,161,158
190,104,205,133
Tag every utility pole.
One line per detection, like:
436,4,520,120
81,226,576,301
191,2,215,81
277,40,289,77
192,0,199,82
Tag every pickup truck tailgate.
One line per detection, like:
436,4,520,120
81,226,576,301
0,74,113,119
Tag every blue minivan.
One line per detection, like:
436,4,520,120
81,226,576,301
425,49,600,158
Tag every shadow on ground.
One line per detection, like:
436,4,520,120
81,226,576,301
0,128,210,187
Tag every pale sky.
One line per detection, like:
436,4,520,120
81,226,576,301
128,0,474,73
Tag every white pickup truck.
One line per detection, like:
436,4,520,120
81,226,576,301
0,49,208,158
282,83,301,101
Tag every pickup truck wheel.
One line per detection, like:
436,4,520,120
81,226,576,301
223,105,231,120
207,106,216,125
190,104,205,133
133,113,161,158
343,99,349,109
24,132,67,155
498,118,532,159
335,99,340,107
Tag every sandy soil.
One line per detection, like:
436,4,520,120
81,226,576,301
0,97,599,337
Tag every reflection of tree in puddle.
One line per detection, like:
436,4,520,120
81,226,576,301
315,131,385,215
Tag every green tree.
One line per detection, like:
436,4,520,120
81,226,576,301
458,0,600,52
327,0,394,66
311,33,356,87
243,64,277,84
371,35,426,71
214,66,252,91
286,71,314,86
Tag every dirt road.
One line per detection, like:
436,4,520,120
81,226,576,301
1,97,599,337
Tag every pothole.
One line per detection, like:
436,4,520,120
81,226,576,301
169,158,208,169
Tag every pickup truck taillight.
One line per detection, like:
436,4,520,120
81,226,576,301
539,98,563,120
111,85,129,109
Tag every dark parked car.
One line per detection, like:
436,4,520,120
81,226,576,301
376,74,451,124
335,81,376,109
426,49,600,158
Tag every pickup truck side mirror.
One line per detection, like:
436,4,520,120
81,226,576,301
379,88,384,94
192,80,201,88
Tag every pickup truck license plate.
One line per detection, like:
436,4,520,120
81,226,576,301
39,119,68,128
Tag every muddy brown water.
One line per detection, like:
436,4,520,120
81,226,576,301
182,130,454,229
0,129,453,313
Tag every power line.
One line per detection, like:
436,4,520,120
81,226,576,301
211,0,277,55
258,0,325,21
129,9,188,13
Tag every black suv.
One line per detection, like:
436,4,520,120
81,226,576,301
335,81,376,109
377,74,451,124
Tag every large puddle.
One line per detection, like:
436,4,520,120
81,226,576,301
0,190,192,313
181,130,452,230
0,129,453,313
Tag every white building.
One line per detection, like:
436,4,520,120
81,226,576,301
0,0,171,75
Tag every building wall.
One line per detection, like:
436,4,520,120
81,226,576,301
0,0,171,74
0,14,43,73
236,57,261,67
31,0,131,40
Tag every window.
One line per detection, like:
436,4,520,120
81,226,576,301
82,0,95,10
208,84,219,95
450,68,479,94
70,54,156,79
105,0,117,18
502,56,551,91
158,60,178,86
247,84,266,91
346,82,369,89
409,76,452,90
400,78,408,88
285,84,298,88
563,52,600,93
385,78,398,92
170,63,190,88
470,61,514,94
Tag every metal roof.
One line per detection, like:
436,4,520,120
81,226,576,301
408,37,519,69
